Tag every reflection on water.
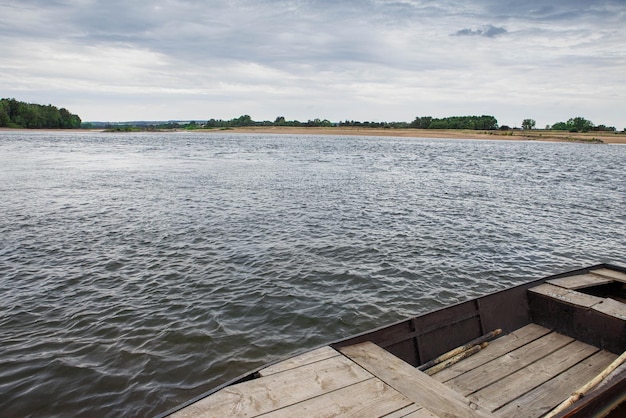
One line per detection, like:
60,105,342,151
0,131,625,416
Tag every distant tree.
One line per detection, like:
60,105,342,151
569,117,593,132
551,117,594,132
415,115,498,130
521,119,536,130
231,114,253,126
205,118,224,128
592,124,615,132
274,116,286,125
0,98,81,129
306,118,332,127
410,116,433,129
0,100,9,127
551,122,569,131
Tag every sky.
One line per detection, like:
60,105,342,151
1,0,625,129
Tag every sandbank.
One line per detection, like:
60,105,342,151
2,126,624,144
205,126,626,144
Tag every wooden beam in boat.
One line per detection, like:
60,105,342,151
262,377,416,418
529,285,626,354
339,341,495,418
591,268,626,283
528,283,604,308
592,298,626,321
547,273,614,290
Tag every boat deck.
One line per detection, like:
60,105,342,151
171,323,617,418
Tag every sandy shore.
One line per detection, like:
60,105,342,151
2,126,625,144
205,126,626,144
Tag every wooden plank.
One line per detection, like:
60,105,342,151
170,356,373,418
384,404,439,418
381,404,422,418
262,378,413,418
528,283,603,308
547,273,614,290
469,339,599,411
339,342,495,418
591,268,626,283
402,410,440,418
259,346,339,376
592,298,626,321
445,331,574,396
433,323,551,383
494,350,617,418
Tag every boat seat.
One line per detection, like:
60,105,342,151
339,341,496,418
528,269,626,354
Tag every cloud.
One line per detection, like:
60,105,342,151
0,0,625,129
454,25,507,38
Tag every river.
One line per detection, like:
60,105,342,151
1,130,624,416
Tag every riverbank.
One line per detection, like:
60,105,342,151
2,126,625,143
205,126,626,144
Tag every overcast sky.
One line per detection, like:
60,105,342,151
1,0,625,128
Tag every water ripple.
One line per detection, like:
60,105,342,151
0,131,624,416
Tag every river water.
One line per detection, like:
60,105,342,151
1,131,625,416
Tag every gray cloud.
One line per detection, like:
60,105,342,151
0,0,625,128
454,25,507,37
476,0,626,26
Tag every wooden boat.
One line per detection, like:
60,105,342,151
160,263,626,417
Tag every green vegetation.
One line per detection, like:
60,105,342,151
205,114,334,128
410,115,498,130
550,117,615,133
96,114,622,134
102,125,143,132
4,99,619,136
0,98,81,129
203,114,499,130
521,119,536,130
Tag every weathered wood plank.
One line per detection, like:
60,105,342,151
384,404,439,418
402,408,440,418
547,273,614,290
445,331,574,396
262,378,413,418
170,356,372,418
592,298,626,320
259,346,339,376
494,350,617,418
469,340,599,411
433,323,551,383
339,342,495,418
591,268,626,283
381,404,422,418
528,283,603,308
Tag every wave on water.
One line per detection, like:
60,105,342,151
0,131,624,416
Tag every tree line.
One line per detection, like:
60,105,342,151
521,117,616,132
0,98,82,129
409,115,498,130
202,114,499,130
205,115,336,128
1,98,619,133
550,117,615,132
